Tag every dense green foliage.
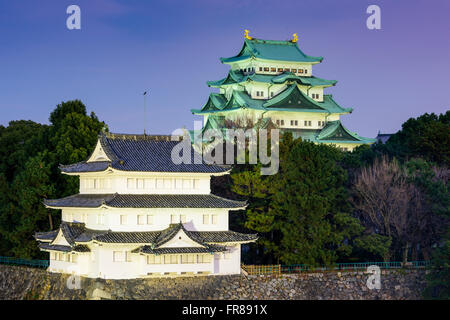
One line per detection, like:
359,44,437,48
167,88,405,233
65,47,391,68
228,111,449,288
0,100,106,258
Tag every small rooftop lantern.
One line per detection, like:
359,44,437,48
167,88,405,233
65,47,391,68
291,33,298,43
244,29,252,40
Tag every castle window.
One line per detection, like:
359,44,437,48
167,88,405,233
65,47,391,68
147,255,161,264
156,179,164,189
120,215,127,225
290,120,294,126
212,214,218,225
126,251,132,262
193,179,200,189
137,178,144,189
280,120,285,126
182,179,192,189
270,92,274,97
164,255,178,264
180,215,186,223
256,91,260,97
276,120,280,125
304,69,308,74
299,69,304,74
264,67,269,72
295,120,298,126
97,214,104,225
171,214,178,224
203,214,210,224
145,178,155,189
137,215,145,225
181,254,195,264
163,179,172,189
284,68,290,72
259,67,262,71
277,68,283,72
197,254,211,263
292,68,297,73
127,178,135,189
270,67,276,72
147,215,154,225
113,251,125,262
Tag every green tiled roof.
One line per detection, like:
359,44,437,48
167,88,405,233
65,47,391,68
192,85,352,115
315,120,377,144
220,38,323,64
207,70,336,88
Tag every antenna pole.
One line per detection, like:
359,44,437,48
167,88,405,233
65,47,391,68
143,90,148,135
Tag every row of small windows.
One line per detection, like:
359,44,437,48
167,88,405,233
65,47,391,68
65,213,217,226
84,178,111,190
259,67,308,74
275,120,326,127
255,91,320,100
83,178,202,190
50,252,77,262
255,91,276,98
127,178,200,190
147,253,217,264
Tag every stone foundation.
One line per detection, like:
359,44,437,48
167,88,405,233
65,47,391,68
0,265,427,300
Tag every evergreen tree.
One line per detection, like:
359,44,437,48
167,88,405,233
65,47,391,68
270,141,363,266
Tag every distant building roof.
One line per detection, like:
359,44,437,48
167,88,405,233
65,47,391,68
376,132,394,144
59,133,230,174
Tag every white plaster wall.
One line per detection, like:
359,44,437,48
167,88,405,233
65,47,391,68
213,244,241,275
79,173,211,195
61,207,230,232
48,243,242,279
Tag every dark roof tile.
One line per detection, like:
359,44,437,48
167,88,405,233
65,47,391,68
44,193,246,209
60,133,230,173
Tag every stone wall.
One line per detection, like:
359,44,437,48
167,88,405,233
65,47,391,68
0,265,427,300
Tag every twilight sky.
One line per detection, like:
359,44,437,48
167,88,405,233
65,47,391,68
0,0,449,138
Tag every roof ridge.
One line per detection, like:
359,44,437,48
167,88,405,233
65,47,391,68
102,132,182,141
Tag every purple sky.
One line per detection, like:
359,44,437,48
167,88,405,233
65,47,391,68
1,0,449,138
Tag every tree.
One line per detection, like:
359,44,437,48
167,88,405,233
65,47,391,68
0,100,107,258
384,111,450,166
0,153,54,258
229,132,299,264
352,156,448,263
48,100,107,198
270,140,363,266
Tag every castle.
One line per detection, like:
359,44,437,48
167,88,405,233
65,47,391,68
191,31,375,151
35,133,257,279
